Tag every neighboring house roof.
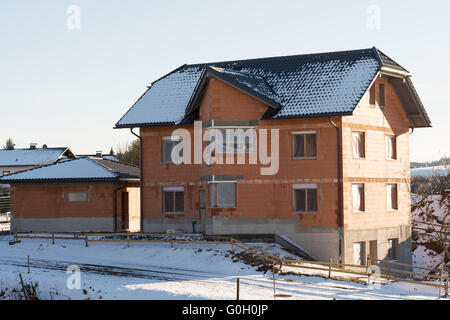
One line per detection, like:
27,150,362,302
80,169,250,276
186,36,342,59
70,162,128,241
76,154,120,162
0,157,139,183
115,47,431,129
0,147,75,167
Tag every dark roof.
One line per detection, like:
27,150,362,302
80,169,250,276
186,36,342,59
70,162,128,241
0,157,139,183
92,158,140,179
115,47,431,128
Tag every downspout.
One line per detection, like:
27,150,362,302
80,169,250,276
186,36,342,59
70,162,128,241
131,128,144,232
329,117,343,264
114,182,128,232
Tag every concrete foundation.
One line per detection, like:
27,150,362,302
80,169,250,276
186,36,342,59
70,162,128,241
143,216,340,261
12,217,114,233
343,225,412,267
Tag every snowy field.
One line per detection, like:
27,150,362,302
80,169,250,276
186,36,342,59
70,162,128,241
0,235,445,300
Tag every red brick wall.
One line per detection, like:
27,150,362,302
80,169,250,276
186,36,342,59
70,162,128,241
10,182,139,226
141,79,342,228
140,76,412,231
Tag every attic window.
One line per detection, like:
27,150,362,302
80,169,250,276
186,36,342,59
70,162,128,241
379,83,385,107
369,84,375,106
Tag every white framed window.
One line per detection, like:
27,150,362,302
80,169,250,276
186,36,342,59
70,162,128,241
293,184,317,213
292,132,317,158
387,238,398,260
386,184,398,211
209,182,236,208
352,183,365,212
385,135,397,160
65,192,87,202
162,187,184,213
162,136,182,163
352,131,365,158
2,171,11,176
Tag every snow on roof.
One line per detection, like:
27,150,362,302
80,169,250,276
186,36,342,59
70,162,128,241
0,148,72,166
116,47,429,128
0,157,139,182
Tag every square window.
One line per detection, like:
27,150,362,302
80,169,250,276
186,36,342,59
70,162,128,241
293,185,317,213
293,133,316,158
163,190,184,213
215,128,254,154
209,183,236,208
162,136,182,163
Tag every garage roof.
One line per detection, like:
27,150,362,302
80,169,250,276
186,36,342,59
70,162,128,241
0,157,139,183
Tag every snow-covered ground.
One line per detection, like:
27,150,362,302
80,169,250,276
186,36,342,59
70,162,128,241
411,193,449,273
0,235,445,300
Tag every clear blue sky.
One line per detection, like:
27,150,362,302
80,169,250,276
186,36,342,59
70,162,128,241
1,0,449,161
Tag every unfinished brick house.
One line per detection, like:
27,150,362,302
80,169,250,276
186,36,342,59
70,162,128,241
0,157,140,232
115,47,431,264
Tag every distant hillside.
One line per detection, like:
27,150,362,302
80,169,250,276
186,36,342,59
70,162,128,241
411,166,449,177
411,157,448,169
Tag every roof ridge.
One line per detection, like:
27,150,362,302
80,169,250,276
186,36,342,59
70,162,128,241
186,47,375,68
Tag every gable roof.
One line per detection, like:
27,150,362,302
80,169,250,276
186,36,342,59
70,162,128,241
0,147,75,167
0,157,139,183
115,47,431,128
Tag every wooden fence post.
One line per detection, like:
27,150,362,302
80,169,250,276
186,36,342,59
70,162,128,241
366,256,372,286
15,232,18,242
231,240,234,253
127,234,130,248
236,278,240,300
445,278,449,297
85,235,88,247
27,255,30,274
170,235,174,248
328,258,332,279
272,267,276,299
51,233,55,245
